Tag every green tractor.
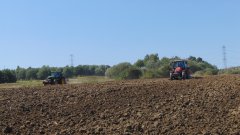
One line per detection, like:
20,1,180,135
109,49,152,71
43,72,66,86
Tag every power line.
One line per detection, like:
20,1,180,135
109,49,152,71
226,49,240,54
222,45,227,69
70,54,74,67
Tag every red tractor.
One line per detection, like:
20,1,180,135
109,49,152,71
170,60,191,80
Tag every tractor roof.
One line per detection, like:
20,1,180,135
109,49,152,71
172,59,188,62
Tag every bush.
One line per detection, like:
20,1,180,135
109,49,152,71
142,69,160,79
193,68,218,76
142,70,155,79
105,62,131,79
205,68,218,75
219,67,240,75
105,63,142,80
193,71,204,77
158,65,170,77
124,67,142,79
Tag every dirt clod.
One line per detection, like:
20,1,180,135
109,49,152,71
3,126,13,134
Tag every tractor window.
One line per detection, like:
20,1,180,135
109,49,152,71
173,61,186,68
178,62,184,68
173,63,178,68
47,76,53,79
51,72,61,78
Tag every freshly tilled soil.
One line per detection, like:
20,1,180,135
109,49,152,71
1,75,240,135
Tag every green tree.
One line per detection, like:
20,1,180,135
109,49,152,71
159,57,170,65
37,66,51,80
82,65,90,75
196,57,203,62
63,66,74,78
145,60,160,69
16,66,26,80
74,65,84,76
144,54,159,64
1,69,17,83
0,70,3,83
26,68,38,80
188,56,197,61
88,65,97,75
94,65,108,76
134,59,145,67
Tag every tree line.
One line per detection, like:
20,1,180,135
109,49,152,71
0,54,225,83
105,54,219,79
16,65,110,80
0,65,110,83
0,69,17,83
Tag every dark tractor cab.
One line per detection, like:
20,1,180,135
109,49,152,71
170,60,191,80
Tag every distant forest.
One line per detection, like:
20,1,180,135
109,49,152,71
0,53,236,83
0,65,110,83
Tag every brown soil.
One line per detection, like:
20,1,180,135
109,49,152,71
1,75,240,135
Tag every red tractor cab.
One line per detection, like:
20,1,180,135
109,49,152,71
170,60,191,80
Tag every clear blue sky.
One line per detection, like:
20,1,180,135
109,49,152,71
0,0,239,69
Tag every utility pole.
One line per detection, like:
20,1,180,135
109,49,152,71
222,45,227,69
70,54,74,67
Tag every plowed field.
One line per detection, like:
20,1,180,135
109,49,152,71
1,75,240,135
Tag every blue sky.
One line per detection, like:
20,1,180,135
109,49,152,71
0,0,239,69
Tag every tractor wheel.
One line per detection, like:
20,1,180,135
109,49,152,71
54,79,58,85
186,73,189,79
61,78,66,84
182,72,186,80
170,73,174,80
